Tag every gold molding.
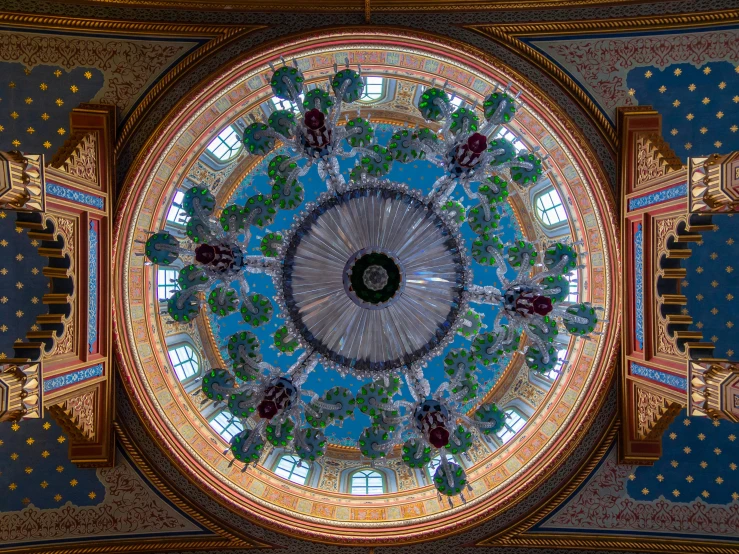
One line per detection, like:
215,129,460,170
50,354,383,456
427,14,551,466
466,9,739,154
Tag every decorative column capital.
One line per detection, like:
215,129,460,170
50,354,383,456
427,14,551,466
0,151,45,212
0,363,42,422
689,151,739,213
688,360,739,422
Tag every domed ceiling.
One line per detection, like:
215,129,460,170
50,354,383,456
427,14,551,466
114,31,619,544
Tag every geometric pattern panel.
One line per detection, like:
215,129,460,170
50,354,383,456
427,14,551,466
0,62,103,153
0,209,50,359
684,214,739,359
629,61,739,162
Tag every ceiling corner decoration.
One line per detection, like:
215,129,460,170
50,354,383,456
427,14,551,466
113,27,620,545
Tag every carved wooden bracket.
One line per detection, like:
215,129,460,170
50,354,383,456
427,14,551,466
688,151,739,213
0,363,42,422
0,151,45,212
635,132,683,188
688,360,739,422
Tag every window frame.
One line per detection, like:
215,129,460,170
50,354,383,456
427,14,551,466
495,408,528,444
564,269,579,304
534,186,568,229
356,76,387,104
543,348,568,381
273,455,310,485
205,125,242,162
156,267,181,302
166,190,188,228
350,468,385,495
167,343,201,382
209,410,245,442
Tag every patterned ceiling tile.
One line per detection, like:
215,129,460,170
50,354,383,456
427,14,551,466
0,63,103,154
628,61,739,162
538,410,739,540
683,214,739,359
0,417,105,511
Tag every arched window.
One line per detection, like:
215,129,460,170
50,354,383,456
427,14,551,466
565,270,579,303
271,96,302,113
166,190,188,226
544,349,568,381
493,127,526,153
274,455,310,485
209,411,244,442
534,187,568,228
206,126,242,161
167,344,200,381
495,408,528,444
157,268,180,301
449,96,463,109
428,455,442,475
357,76,386,103
350,469,385,495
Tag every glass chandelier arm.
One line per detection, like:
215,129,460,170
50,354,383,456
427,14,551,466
468,284,503,306
447,385,470,403
239,419,266,456
287,349,318,384
317,157,346,193
149,241,195,257
436,99,453,136
282,77,306,116
330,80,351,127
427,175,455,205
243,255,280,275
439,451,455,489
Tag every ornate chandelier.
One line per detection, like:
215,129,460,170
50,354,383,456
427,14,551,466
143,59,600,502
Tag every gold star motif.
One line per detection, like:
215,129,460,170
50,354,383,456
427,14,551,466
10,139,20,148
0,297,8,304
686,113,694,121
731,463,737,471
642,487,649,495
24,467,32,474
734,95,739,103
712,281,719,288
15,282,22,290
717,111,725,119
703,66,712,75
30,239,38,247
715,448,722,455
696,293,704,301
717,476,724,484
659,85,667,93
15,310,23,318
732,125,739,133
696,266,704,274
30,297,38,304
15,253,23,261
672,489,680,497
54,69,62,77
689,84,697,92
57,128,66,135
40,481,48,489
55,98,63,107
88,492,97,499
734,492,739,501
25,437,34,445
24,97,32,105
42,141,52,149
42,422,50,430
69,478,78,487
84,71,92,79
674,68,682,76
698,433,706,441
719,81,727,89
673,99,681,107
628,473,636,481
628,88,636,96
0,125,4,132
671,128,678,136
685,142,693,150
56,465,64,472
69,85,78,93
8,483,16,491
684,446,692,454
39,82,47,91
0,325,7,332
57,436,66,444
671,460,679,468
702,490,710,498
10,452,18,460
30,324,39,331
645,70,653,78
8,81,15,88
701,461,708,468
41,450,50,458
656,474,664,482
21,498,30,506
26,127,34,135
54,494,62,502
715,141,723,148
730,435,736,442
686,475,694,483
41,112,49,121
669,432,677,440
728,349,735,356
711,335,719,342
711,307,719,315
702,97,711,105
700,127,708,134
728,321,735,329
30,268,38,275
728,238,735,245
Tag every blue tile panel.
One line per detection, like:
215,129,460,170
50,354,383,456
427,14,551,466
630,362,687,391
46,183,104,210
628,183,687,211
0,416,106,511
628,61,739,163
628,409,739,504
634,223,644,349
88,221,98,353
43,364,104,393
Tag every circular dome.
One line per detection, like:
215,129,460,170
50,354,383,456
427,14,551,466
114,29,619,544
279,182,470,374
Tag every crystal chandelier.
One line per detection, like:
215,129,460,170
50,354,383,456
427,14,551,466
143,58,600,501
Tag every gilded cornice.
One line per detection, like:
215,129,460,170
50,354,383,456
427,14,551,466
466,8,739,154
